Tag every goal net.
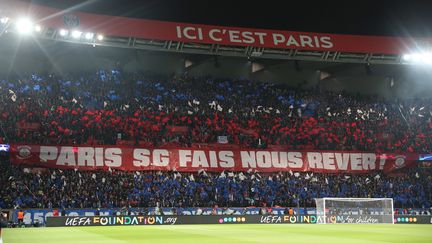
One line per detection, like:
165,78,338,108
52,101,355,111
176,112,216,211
314,198,394,224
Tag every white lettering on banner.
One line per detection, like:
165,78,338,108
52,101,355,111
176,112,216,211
133,149,150,167
153,149,169,166
77,147,94,166
299,35,314,47
322,152,336,170
133,149,170,167
192,150,210,167
344,215,379,224
350,153,362,170
40,146,58,161
176,26,203,40
15,145,411,172
177,26,268,45
104,148,122,167
65,217,91,226
308,152,323,169
176,24,337,49
320,37,334,48
307,152,377,171
288,152,303,168
379,155,386,169
179,150,192,167
242,31,255,44
219,151,234,168
255,32,267,44
228,30,242,43
272,34,334,49
209,29,222,41
32,212,45,225
362,154,376,170
209,151,218,168
179,150,235,168
313,36,321,47
176,26,181,38
286,35,300,47
241,151,256,168
95,148,104,166
241,151,304,169
335,153,350,170
183,27,203,40
175,26,206,41
40,146,124,167
260,216,282,223
57,147,76,166
272,151,285,168
256,151,272,168
272,33,285,45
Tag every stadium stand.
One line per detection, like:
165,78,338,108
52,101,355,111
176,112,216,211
0,71,431,212
0,164,430,210
0,71,431,152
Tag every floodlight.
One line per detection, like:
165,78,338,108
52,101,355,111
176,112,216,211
59,29,68,36
0,144,10,152
35,25,42,32
403,52,432,64
16,18,33,34
84,32,94,40
71,30,82,39
0,17,9,24
402,54,411,61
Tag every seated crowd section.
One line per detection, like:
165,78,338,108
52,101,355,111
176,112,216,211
0,70,431,152
0,70,431,211
0,164,430,210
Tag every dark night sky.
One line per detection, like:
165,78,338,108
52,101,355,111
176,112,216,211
27,0,432,37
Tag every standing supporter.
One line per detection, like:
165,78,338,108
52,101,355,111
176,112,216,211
17,210,24,226
288,208,294,215
53,209,59,217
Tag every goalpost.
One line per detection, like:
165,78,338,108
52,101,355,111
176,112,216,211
314,198,394,224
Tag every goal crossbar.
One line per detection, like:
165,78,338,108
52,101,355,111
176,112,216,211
315,197,394,224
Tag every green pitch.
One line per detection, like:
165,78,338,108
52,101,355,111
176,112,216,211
2,224,432,243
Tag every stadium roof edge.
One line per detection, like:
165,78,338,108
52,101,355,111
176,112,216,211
0,0,430,65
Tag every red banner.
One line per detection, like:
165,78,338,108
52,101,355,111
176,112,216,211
9,144,418,173
2,0,431,54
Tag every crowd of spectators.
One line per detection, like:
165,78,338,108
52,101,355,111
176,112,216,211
0,70,431,211
0,164,430,210
0,70,431,152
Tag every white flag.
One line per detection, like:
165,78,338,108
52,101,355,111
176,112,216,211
218,136,228,144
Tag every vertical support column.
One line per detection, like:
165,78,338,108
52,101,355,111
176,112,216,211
323,198,326,225
391,198,394,224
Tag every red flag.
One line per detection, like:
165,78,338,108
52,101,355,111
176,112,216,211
383,154,417,174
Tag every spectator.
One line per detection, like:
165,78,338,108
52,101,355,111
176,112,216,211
0,70,431,212
17,209,24,226
0,163,430,209
0,71,430,153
